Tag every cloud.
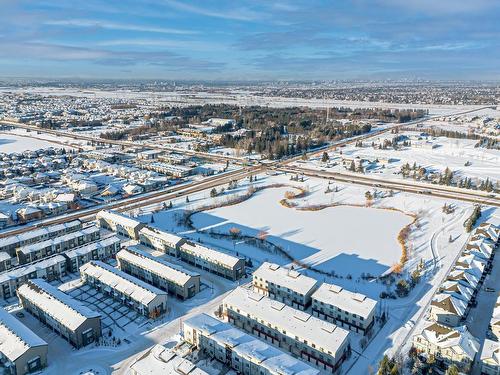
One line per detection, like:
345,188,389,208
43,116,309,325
161,0,263,21
45,19,197,35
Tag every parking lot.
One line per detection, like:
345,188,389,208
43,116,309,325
67,283,147,332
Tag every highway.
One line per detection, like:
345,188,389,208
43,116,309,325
277,165,499,207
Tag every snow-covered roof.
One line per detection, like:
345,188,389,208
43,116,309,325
0,255,66,284
431,293,468,317
223,287,350,358
418,322,479,361
117,247,199,286
64,236,121,258
80,261,167,306
96,209,144,229
253,262,318,296
180,241,243,269
0,220,81,248
475,222,499,242
447,268,480,289
17,226,100,255
17,279,101,332
138,227,184,248
439,280,474,302
130,344,208,375
183,313,319,375
0,306,47,362
480,339,500,365
311,283,378,319
0,252,11,262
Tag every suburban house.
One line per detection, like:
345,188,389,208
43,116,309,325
413,322,479,373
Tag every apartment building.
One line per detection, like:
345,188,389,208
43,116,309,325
0,306,48,375
0,220,82,256
0,255,67,300
252,262,318,310
222,287,351,373
16,226,100,264
80,260,168,318
179,241,245,280
183,313,319,375
96,210,145,239
413,322,479,373
117,247,200,299
311,283,378,335
18,279,102,348
130,344,208,375
64,236,121,273
138,227,185,256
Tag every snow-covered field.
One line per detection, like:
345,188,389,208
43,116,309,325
301,131,500,184
0,128,84,151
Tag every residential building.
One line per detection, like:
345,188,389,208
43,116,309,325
179,241,245,280
429,293,468,327
142,162,192,178
117,247,200,300
63,236,121,273
413,322,479,373
0,251,13,272
183,313,319,375
0,220,82,257
252,262,318,310
311,283,378,335
80,260,168,317
18,279,101,348
96,210,145,239
130,344,208,375
489,295,500,341
0,255,67,300
0,306,48,375
138,227,185,256
16,226,100,264
480,339,500,375
222,287,351,373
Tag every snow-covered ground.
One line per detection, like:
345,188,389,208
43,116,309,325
299,130,500,184
0,128,84,151
3,170,497,374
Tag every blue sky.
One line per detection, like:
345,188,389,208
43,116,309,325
0,0,499,80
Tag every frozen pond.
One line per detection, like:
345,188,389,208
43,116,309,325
191,187,413,277
0,133,63,153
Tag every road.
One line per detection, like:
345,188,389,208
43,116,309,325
0,119,247,163
276,165,500,207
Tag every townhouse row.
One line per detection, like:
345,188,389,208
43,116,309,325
480,294,500,375
0,306,48,375
18,279,102,348
0,236,121,300
252,262,378,335
429,222,498,327
98,210,246,280
182,313,320,375
222,287,351,374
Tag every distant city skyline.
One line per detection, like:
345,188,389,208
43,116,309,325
0,0,499,80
